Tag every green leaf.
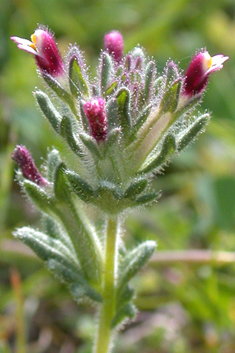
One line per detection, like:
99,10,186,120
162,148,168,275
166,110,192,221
124,178,148,199
56,205,103,285
134,191,161,206
23,176,102,285
43,215,74,251
117,241,156,294
47,149,61,182
124,55,131,71
91,180,127,213
53,162,71,202
42,73,76,115
105,80,118,97
13,226,102,304
116,285,135,310
100,52,114,94
178,114,210,152
70,282,102,303
66,170,95,202
69,55,89,98
80,100,90,132
111,303,136,328
161,78,182,114
79,132,103,159
144,61,156,103
97,181,123,201
47,258,83,283
154,76,163,96
92,84,99,96
128,105,152,143
139,134,176,173
23,180,56,216
34,90,62,133
174,93,202,119
116,88,132,133
16,225,102,304
106,97,118,130
165,61,179,88
104,128,120,155
47,259,102,303
60,116,83,157
14,227,77,265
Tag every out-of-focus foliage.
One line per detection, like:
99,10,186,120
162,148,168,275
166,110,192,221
0,0,235,352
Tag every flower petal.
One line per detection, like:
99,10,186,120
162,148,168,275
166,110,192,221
206,55,229,75
17,44,38,55
11,36,32,46
11,36,38,55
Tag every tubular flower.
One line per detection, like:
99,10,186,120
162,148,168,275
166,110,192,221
104,30,124,63
12,145,48,186
11,28,64,77
83,98,108,143
183,51,229,97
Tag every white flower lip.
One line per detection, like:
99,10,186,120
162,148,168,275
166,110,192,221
207,54,229,75
11,36,39,56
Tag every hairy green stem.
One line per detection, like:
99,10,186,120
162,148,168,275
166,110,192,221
95,216,119,353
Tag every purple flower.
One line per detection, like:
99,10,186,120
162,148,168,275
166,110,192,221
12,145,47,186
11,28,64,77
104,30,124,64
183,51,229,97
83,98,108,143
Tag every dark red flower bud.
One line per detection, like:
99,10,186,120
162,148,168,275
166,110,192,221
12,145,47,186
83,98,108,143
104,31,124,64
183,51,229,97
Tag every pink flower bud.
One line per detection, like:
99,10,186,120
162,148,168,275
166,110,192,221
12,145,47,186
83,98,108,143
104,30,124,64
183,51,229,97
11,28,64,77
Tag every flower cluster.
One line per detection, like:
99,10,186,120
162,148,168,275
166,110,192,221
11,30,228,166
11,29,228,210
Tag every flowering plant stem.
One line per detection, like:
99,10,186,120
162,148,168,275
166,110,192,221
11,26,228,353
95,216,118,353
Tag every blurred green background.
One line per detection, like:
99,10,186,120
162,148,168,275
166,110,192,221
1,0,235,352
